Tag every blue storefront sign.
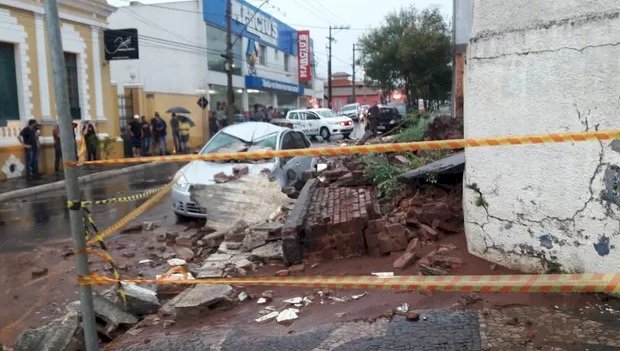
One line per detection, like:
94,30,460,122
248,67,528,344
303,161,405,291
203,0,297,56
245,76,304,95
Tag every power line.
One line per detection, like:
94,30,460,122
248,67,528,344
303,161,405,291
309,0,345,25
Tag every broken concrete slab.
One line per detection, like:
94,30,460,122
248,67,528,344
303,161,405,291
251,241,283,262
175,247,195,262
167,258,187,267
121,283,161,316
190,267,224,279
233,165,249,177
255,311,279,323
398,151,465,185
251,222,284,237
242,230,268,251
276,308,300,324
93,294,139,339
393,251,416,270
233,258,254,269
174,285,233,319
14,311,82,351
175,230,207,247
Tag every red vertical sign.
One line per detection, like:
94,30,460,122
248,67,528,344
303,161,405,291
297,30,311,82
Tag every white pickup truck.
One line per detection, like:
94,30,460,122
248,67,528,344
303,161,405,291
284,108,354,141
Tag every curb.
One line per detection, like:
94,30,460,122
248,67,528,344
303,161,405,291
0,162,163,203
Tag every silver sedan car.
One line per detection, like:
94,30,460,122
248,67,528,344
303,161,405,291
171,122,316,219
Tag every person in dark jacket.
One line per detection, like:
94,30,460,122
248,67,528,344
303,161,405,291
140,116,152,155
170,112,181,153
152,112,168,155
367,103,380,136
82,121,98,161
18,119,40,178
129,115,142,157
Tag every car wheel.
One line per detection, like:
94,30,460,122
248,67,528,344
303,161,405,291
343,133,351,139
320,127,331,141
310,135,318,141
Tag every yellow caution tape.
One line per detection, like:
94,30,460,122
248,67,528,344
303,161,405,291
65,129,620,167
66,187,164,208
78,273,620,294
85,178,177,246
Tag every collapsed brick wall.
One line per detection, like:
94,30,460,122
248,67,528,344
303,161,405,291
303,186,378,260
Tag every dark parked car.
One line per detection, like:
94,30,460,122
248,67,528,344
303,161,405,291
376,106,403,132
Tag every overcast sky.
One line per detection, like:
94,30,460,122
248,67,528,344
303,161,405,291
107,0,452,79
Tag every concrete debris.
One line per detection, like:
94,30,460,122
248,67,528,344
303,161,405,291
276,308,300,324
255,311,279,323
251,222,284,239
121,283,161,316
174,285,233,319
269,206,289,222
165,232,180,243
283,297,303,305
189,267,223,279
392,155,410,165
275,269,289,277
227,242,242,250
167,258,187,267
121,224,143,234
224,220,249,242
257,298,268,304
287,263,305,273
233,165,249,177
138,259,155,267
14,311,82,351
31,267,48,279
252,241,283,262
430,255,464,270
261,290,275,300
176,230,207,247
143,221,156,231
122,251,135,258
242,230,268,251
393,251,416,270
419,264,450,276
406,238,419,253
93,294,139,339
155,272,194,297
214,171,233,183
238,292,249,302
398,152,464,185
351,292,368,300
419,223,439,241
395,303,410,314
371,272,394,278
233,258,254,269
175,247,194,262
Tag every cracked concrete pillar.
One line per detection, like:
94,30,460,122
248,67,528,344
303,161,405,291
463,0,620,273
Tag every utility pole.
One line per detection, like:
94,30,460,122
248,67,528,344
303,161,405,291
43,0,98,350
327,25,349,109
351,43,361,104
225,0,234,124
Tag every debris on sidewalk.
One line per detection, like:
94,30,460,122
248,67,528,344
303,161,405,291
31,267,48,279
14,311,83,351
174,285,234,319
276,308,300,324
255,311,279,323
121,283,161,316
372,272,394,278
92,294,139,339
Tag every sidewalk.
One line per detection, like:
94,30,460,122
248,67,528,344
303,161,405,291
0,163,162,203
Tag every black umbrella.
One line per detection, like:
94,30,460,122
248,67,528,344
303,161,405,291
177,115,196,127
166,106,191,114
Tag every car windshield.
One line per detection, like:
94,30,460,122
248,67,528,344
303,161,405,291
201,132,278,156
315,109,340,118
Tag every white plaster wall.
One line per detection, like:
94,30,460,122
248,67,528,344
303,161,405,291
108,0,209,94
464,0,620,273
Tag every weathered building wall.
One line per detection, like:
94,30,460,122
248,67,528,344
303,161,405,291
463,0,620,273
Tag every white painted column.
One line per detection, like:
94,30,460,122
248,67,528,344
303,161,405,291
242,89,249,115
91,26,105,120
271,93,278,108
35,13,51,120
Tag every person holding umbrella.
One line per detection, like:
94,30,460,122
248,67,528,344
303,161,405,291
176,115,195,153
170,112,180,153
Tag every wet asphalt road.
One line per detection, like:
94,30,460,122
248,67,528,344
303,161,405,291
0,123,365,254
0,163,182,254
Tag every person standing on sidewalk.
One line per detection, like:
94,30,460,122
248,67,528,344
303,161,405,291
129,115,142,157
18,119,40,179
178,119,191,153
367,103,380,136
140,115,152,155
152,112,168,155
170,113,181,153
53,123,62,173
82,121,98,161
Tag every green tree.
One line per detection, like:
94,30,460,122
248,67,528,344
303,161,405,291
359,6,451,109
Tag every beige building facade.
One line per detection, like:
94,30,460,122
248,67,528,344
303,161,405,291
0,0,121,179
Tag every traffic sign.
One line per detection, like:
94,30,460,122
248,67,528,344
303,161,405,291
197,96,209,110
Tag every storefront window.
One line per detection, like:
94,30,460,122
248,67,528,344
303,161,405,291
259,44,267,65
207,25,242,75
284,54,290,72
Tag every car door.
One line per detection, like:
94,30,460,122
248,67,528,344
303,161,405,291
278,131,315,186
303,111,321,135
